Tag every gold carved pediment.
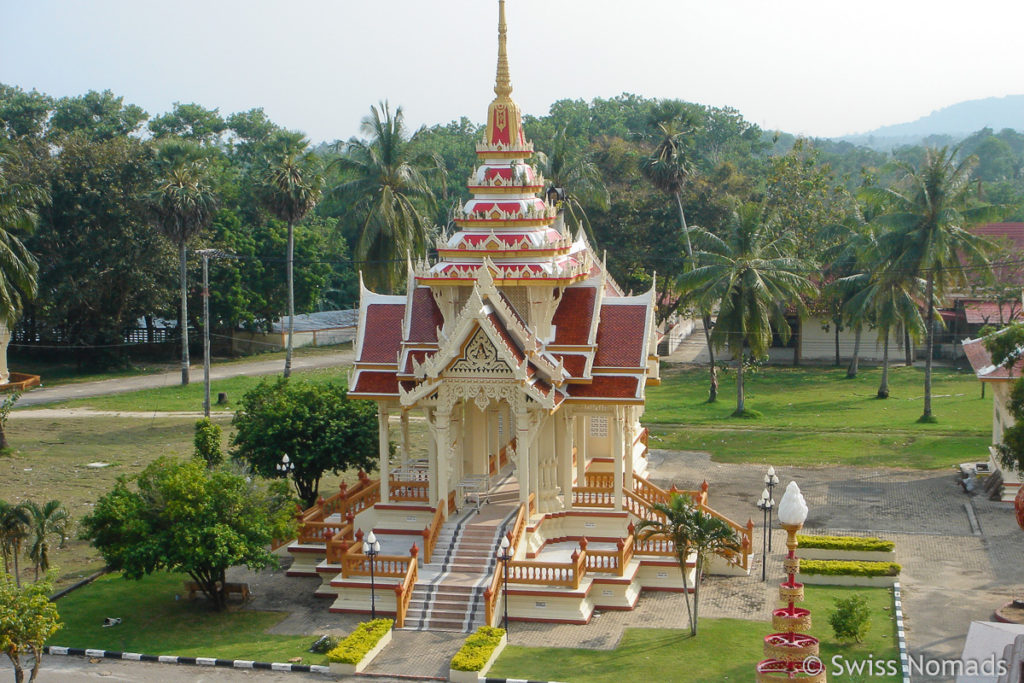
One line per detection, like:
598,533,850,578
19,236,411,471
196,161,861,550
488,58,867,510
445,327,513,377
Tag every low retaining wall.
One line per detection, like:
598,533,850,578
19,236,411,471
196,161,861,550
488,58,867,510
800,548,896,562
796,572,898,587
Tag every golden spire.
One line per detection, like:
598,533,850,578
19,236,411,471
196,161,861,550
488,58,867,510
494,0,513,98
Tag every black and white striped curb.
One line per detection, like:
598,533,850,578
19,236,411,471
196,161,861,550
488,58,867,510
44,647,330,674
484,679,563,683
893,582,910,683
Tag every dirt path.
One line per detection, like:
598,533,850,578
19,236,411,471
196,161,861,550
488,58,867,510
14,348,355,408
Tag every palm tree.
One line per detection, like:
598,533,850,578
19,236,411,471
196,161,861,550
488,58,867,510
257,132,324,378
0,141,41,332
635,494,696,633
0,500,30,586
679,203,817,416
332,101,437,292
534,127,609,241
635,494,739,636
151,142,218,386
24,500,70,581
877,147,998,421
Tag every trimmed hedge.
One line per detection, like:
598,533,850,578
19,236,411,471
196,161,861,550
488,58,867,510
797,534,894,552
451,626,506,672
800,560,901,577
327,619,393,664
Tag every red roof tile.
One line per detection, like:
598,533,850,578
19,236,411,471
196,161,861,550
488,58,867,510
594,305,647,367
407,288,443,343
401,349,435,374
360,304,405,363
553,353,587,378
486,312,525,364
351,371,400,395
568,375,640,399
962,335,1023,380
552,287,596,345
972,223,1024,251
961,299,1021,325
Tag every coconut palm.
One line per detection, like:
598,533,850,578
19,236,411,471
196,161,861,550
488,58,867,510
877,147,998,421
0,142,40,330
640,101,699,258
533,127,608,241
679,203,818,416
332,101,437,292
635,493,739,636
24,500,70,581
151,142,218,386
0,500,30,586
257,132,324,378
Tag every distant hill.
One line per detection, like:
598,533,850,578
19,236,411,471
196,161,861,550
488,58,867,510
837,95,1024,151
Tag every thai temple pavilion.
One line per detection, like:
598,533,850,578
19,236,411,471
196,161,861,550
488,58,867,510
285,0,752,630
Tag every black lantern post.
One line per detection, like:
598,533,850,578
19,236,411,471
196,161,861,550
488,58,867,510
757,487,775,582
364,530,381,619
498,534,512,638
764,466,780,551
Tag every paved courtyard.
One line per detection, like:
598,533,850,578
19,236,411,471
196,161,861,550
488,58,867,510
34,447,1024,681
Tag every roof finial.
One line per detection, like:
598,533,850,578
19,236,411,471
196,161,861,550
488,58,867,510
494,0,513,98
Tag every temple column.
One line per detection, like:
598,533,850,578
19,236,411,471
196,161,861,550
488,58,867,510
558,412,574,509
400,409,410,470
488,404,499,478
515,401,531,507
435,407,452,517
575,416,586,486
451,403,463,488
613,409,624,511
378,404,390,504
426,409,438,505
624,411,635,493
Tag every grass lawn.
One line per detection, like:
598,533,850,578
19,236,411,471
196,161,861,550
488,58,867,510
46,366,350,413
645,364,989,469
52,572,322,665
489,586,900,683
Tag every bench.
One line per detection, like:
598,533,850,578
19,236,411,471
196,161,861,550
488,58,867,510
183,581,251,602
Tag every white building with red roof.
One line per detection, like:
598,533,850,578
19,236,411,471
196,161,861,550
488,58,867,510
962,333,1023,501
285,0,752,631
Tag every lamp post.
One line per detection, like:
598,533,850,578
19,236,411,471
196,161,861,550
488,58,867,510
498,535,511,638
364,530,381,619
276,454,293,475
755,482,825,682
764,466,780,551
757,488,775,582
194,249,235,418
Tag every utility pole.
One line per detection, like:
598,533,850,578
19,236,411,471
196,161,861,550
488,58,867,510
195,249,235,418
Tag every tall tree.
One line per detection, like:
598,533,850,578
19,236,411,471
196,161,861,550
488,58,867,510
0,501,29,586
0,572,61,683
332,101,437,292
151,142,218,385
257,132,323,378
0,142,41,331
634,494,738,636
81,458,294,611
680,203,817,415
534,127,609,241
23,500,69,581
641,100,699,259
877,147,997,421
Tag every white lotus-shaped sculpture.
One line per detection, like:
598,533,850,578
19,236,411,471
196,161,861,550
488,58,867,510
777,481,808,526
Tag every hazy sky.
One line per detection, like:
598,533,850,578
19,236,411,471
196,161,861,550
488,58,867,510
3,0,1022,143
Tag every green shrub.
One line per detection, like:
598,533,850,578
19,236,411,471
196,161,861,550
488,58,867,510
797,534,894,552
327,619,393,664
309,635,340,654
829,594,872,643
451,626,506,672
193,418,223,467
800,560,900,577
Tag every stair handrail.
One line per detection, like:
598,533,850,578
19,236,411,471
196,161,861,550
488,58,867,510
394,551,418,628
695,502,753,571
484,499,528,627
504,541,588,589
421,499,446,564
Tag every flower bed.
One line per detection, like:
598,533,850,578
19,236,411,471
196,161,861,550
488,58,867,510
799,560,900,577
449,626,507,682
796,535,894,552
327,619,393,674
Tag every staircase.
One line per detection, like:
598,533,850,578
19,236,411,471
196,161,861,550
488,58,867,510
402,484,520,631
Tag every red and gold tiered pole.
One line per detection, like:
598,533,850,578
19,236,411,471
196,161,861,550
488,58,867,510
756,482,825,682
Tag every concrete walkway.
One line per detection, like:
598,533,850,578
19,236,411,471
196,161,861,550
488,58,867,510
15,348,355,407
